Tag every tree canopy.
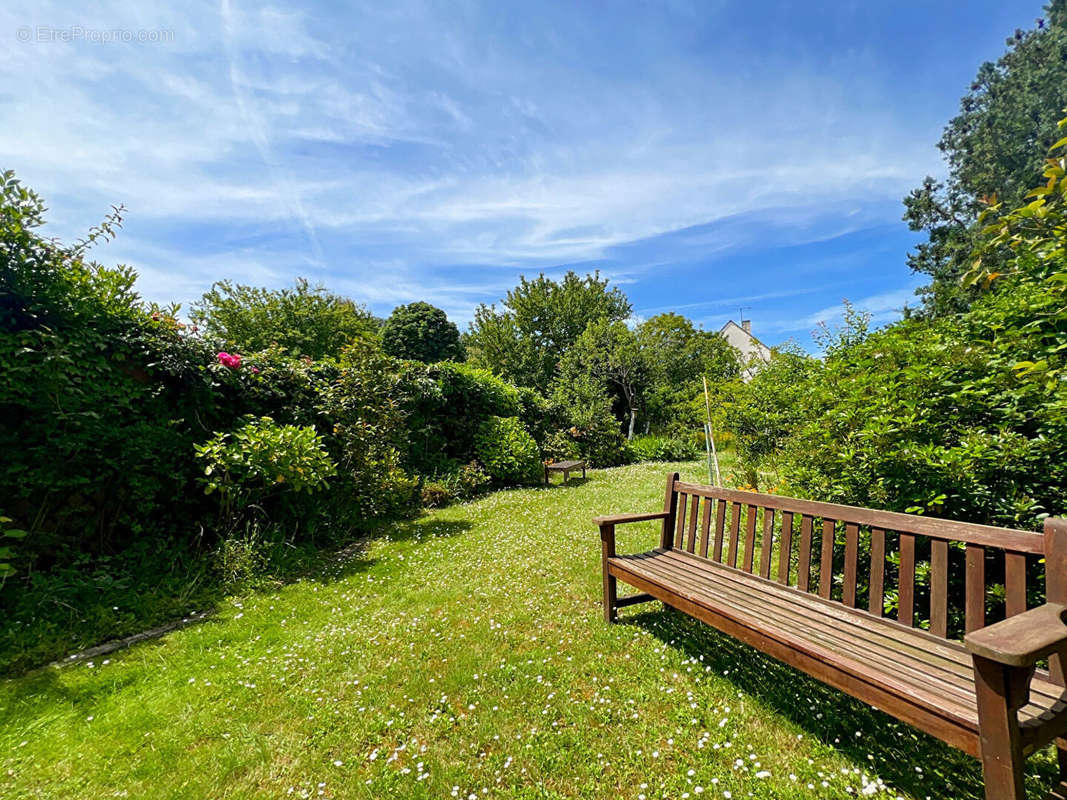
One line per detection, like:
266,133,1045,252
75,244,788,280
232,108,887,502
381,301,463,363
465,271,631,392
191,278,377,360
903,1,1067,315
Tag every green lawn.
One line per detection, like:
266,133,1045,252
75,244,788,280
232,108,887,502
0,461,1055,799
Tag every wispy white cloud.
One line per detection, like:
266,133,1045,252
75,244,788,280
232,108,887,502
1,0,1001,331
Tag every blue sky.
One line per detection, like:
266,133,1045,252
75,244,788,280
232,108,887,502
1,0,1046,347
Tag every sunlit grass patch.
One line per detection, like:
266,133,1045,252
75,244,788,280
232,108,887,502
1,459,1052,799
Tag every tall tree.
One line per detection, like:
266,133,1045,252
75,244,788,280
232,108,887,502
558,319,649,440
636,313,741,432
381,301,463,363
191,278,377,360
465,271,631,391
904,2,1067,315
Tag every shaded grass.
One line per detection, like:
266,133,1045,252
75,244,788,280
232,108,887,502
0,460,1057,798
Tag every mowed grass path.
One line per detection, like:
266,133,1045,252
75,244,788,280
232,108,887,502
1,462,1052,799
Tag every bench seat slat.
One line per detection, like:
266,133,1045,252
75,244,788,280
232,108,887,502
628,554,982,709
1005,551,1027,617
698,498,713,559
797,514,814,592
759,508,775,580
778,511,794,585
686,496,700,553
606,548,1067,751
644,549,1067,709
712,499,727,562
819,519,835,599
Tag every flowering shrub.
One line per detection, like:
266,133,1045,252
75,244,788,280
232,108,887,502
217,351,242,368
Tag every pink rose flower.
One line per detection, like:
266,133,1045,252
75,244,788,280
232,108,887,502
216,352,242,368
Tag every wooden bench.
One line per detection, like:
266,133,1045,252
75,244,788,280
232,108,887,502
595,472,1067,800
545,459,586,485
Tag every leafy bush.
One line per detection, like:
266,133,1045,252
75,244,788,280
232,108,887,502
191,278,377,360
629,434,699,463
723,344,819,488
0,174,220,560
399,360,522,473
195,416,336,525
420,482,452,509
0,514,27,582
318,340,419,519
515,386,551,446
474,417,542,485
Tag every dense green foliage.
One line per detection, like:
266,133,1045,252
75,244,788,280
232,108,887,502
466,271,631,392
191,278,377,359
728,120,1067,531
558,318,649,440
628,433,700,463
381,301,463,363
195,416,336,525
904,2,1067,315
473,415,543,484
546,375,629,467
399,360,521,475
637,313,743,434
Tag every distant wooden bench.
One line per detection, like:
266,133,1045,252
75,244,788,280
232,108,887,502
545,459,586,485
595,472,1067,800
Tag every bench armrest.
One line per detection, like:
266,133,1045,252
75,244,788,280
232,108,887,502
593,511,670,527
965,603,1067,667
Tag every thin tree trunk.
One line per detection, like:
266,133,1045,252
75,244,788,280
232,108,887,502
628,407,636,440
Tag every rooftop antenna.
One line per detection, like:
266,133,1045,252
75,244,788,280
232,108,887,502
738,306,751,324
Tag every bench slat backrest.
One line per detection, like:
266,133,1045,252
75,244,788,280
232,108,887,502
660,474,1049,642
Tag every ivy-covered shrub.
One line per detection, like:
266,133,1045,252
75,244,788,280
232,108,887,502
474,416,542,485
399,360,522,473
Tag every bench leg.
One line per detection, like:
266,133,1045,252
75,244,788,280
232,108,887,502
603,570,617,623
601,523,617,623
973,656,1030,800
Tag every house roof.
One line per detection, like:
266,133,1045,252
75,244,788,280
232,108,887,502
719,319,770,352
